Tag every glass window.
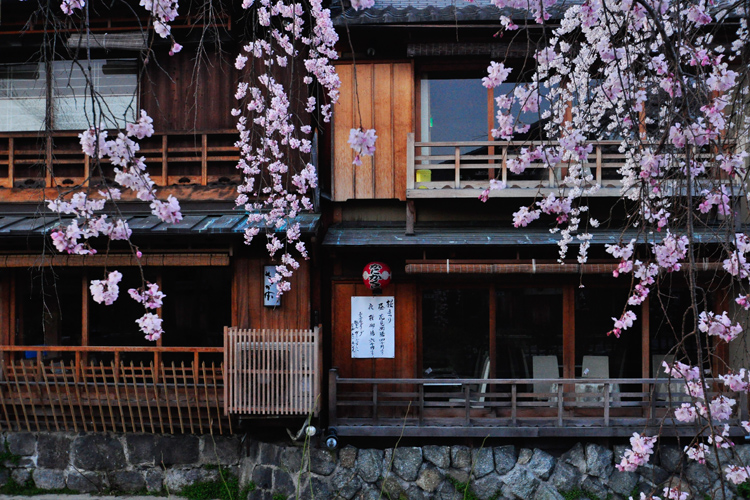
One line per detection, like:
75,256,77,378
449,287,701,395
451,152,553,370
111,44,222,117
422,288,489,379
0,64,47,131
420,77,488,147
495,288,563,379
0,59,137,132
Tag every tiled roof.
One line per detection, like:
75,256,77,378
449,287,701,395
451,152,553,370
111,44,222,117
323,224,727,247
0,212,320,237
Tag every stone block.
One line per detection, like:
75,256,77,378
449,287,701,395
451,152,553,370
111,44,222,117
300,475,333,500
340,445,358,469
393,447,423,481
561,443,587,474
380,474,406,500
585,444,613,479
144,469,164,492
7,432,36,456
72,433,126,471
406,484,427,500
356,449,383,483
33,468,66,490
494,445,517,475
357,483,383,500
0,469,8,487
683,463,714,494
280,447,303,473
517,448,533,465
416,464,443,493
609,470,638,496
126,434,159,465
534,484,564,500
505,466,540,499
658,446,682,473
37,433,72,469
310,448,337,476
200,435,241,465
529,449,556,480
111,470,147,492
451,445,472,469
472,471,503,500
331,467,364,499
447,468,469,485
424,445,451,469
259,441,281,465
273,468,297,497
581,475,608,500
252,464,274,490
11,468,30,486
164,467,218,491
436,479,463,500
637,464,669,486
472,447,495,478
158,435,200,466
551,461,583,491
67,470,106,493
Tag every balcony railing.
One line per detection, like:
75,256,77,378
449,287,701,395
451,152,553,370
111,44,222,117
406,134,739,199
329,369,748,437
0,130,240,190
0,345,230,434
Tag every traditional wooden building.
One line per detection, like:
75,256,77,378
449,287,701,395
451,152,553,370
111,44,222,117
0,0,321,434
321,0,748,438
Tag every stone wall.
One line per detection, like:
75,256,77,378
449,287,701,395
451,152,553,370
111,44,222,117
0,432,745,500
0,432,241,494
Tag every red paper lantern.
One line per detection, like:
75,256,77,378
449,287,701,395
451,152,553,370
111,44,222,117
362,262,392,291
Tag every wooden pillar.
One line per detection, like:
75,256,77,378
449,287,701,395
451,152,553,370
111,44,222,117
562,284,575,379
406,200,416,236
81,271,89,367
489,285,496,379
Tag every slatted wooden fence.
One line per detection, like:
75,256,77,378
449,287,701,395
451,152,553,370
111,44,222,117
224,327,320,416
0,347,230,434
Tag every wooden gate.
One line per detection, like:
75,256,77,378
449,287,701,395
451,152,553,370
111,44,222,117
223,327,320,416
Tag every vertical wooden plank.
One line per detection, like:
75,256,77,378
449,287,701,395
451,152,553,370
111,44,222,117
111,361,126,431
201,362,212,431
333,63,355,201
210,362,224,434
182,362,194,434
223,327,229,415
71,358,87,432
89,364,106,432
8,361,22,431
100,362,117,432
8,137,14,187
59,361,78,432
82,364,100,432
21,361,42,431
121,363,135,432
373,64,394,199
511,383,517,425
562,284,576,380
201,134,208,185
393,62,414,201
192,359,203,431
354,65,374,199
162,363,175,434
140,363,155,433
128,362,145,433
454,146,461,189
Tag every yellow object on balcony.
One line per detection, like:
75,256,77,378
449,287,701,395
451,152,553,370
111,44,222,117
416,169,432,185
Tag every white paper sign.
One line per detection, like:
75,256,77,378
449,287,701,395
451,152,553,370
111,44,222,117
351,296,395,358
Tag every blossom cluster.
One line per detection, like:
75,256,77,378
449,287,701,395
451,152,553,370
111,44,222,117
233,0,341,292
47,111,181,341
348,128,378,166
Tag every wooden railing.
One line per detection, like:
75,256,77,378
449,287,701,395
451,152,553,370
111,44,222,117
329,370,749,437
224,327,320,416
0,130,240,189
0,346,230,434
405,134,739,199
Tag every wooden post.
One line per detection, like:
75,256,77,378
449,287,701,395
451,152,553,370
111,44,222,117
641,296,650,416
372,384,378,423
405,200,416,236
511,383,517,425
604,383,610,427
418,384,424,426
201,134,208,186
406,133,415,191
454,146,461,189
161,135,168,185
8,138,14,187
81,272,89,367
328,369,338,426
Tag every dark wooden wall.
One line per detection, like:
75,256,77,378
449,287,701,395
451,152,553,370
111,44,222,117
331,281,417,379
142,49,239,132
231,253,312,330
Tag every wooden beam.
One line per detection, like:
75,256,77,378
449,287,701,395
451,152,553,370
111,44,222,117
0,253,229,268
562,284,575,380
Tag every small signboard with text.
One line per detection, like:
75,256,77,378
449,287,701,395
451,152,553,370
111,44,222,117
351,296,395,358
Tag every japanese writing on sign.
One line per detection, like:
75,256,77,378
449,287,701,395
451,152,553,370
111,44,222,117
351,296,395,358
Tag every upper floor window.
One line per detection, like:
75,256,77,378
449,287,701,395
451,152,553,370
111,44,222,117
0,59,138,132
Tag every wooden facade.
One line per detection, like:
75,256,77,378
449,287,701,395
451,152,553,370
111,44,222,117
332,62,414,201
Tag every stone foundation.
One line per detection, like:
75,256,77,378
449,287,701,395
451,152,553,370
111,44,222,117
0,432,744,500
